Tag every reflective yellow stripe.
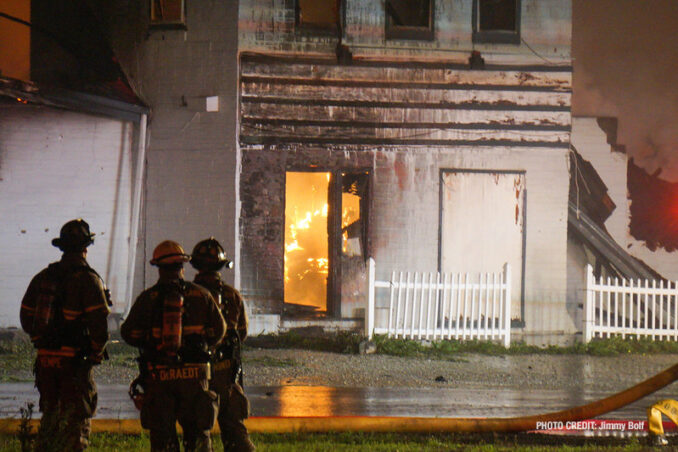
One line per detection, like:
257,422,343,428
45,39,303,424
183,326,203,334
37,348,76,357
84,304,108,313
62,308,81,316
20,304,35,312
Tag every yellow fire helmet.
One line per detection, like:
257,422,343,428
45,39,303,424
150,240,191,266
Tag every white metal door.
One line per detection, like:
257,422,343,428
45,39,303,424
440,171,525,319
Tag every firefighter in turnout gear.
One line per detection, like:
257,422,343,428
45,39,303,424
191,238,255,452
121,240,226,452
20,219,111,451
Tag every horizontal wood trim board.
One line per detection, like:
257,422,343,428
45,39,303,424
242,104,571,126
240,127,569,143
240,136,570,148
241,82,571,107
240,95,570,112
241,117,571,131
240,75,571,93
239,52,573,72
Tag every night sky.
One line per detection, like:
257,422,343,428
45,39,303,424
572,0,678,180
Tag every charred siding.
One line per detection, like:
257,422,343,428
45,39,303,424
239,53,571,147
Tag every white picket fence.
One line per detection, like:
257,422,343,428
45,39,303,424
584,264,678,342
366,258,512,347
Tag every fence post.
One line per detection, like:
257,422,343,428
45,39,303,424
583,264,594,343
503,263,511,348
367,257,376,339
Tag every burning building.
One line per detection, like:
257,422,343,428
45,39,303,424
5,0,646,345
237,0,575,344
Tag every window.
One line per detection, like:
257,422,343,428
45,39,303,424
385,0,434,41
296,0,338,32
472,0,520,44
150,0,186,29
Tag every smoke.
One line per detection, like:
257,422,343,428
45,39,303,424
572,0,678,181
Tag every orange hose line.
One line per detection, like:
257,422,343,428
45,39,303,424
1,363,677,435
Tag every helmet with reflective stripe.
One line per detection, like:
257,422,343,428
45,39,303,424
51,219,95,251
150,240,191,266
190,237,233,271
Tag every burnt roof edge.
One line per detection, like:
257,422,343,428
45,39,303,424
0,77,149,122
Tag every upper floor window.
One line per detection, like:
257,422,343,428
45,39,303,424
473,0,520,44
150,0,186,29
296,0,338,32
385,0,434,41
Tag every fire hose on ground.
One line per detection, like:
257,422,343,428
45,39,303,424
1,363,678,435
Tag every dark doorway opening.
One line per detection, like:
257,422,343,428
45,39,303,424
284,170,369,318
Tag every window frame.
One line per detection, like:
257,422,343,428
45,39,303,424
294,0,339,35
385,0,435,41
472,0,521,45
149,0,187,30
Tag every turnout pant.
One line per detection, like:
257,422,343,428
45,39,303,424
211,360,255,452
141,364,218,452
34,356,97,451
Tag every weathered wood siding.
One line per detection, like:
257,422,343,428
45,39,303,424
240,54,571,147
239,0,571,65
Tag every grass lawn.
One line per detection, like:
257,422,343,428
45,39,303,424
0,432,668,451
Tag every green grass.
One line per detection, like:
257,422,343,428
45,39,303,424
372,334,678,359
0,339,34,382
245,331,364,354
0,432,667,451
245,332,678,358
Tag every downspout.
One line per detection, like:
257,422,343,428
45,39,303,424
123,113,147,318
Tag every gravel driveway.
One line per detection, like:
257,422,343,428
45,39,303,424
83,349,678,395
240,350,678,393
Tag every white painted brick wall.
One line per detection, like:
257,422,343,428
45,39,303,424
0,104,134,326
370,146,573,341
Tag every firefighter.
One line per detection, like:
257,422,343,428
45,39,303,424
121,240,226,452
191,238,255,452
20,218,111,451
